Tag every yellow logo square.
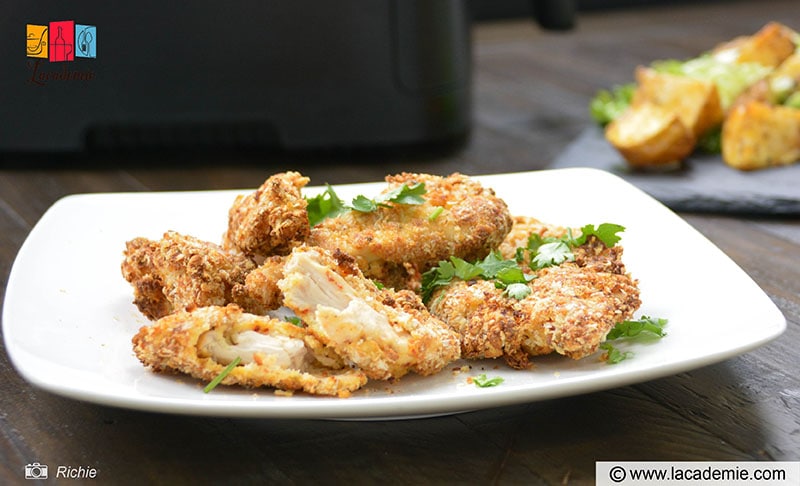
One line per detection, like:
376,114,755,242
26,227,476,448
27,24,49,59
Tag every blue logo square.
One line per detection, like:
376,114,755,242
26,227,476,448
75,24,96,58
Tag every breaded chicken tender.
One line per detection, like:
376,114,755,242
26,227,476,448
121,231,255,320
498,215,568,261
230,255,286,315
279,246,461,380
308,172,513,291
222,171,310,257
132,304,368,397
429,236,640,368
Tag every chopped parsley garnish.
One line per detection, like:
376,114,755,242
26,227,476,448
428,206,444,221
601,316,668,364
503,283,531,300
306,183,427,225
284,316,304,327
371,182,427,208
306,185,347,227
422,223,625,302
203,356,242,393
472,374,504,388
530,240,573,269
606,316,668,340
524,223,625,270
599,343,633,364
421,251,533,302
574,223,626,247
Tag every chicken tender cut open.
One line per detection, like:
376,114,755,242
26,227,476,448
308,172,513,291
222,171,310,258
121,231,256,320
279,246,461,380
132,305,368,397
428,232,641,369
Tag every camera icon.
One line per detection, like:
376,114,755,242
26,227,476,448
24,462,48,480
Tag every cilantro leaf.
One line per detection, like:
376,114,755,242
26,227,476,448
599,343,632,364
421,260,456,302
531,241,574,269
306,185,347,227
421,252,528,302
284,316,304,327
606,316,667,340
600,316,668,364
472,374,504,388
477,251,519,278
451,256,484,281
351,183,427,213
380,182,427,206
306,183,427,223
350,195,378,212
575,223,626,247
503,283,531,300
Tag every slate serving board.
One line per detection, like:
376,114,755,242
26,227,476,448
550,126,800,216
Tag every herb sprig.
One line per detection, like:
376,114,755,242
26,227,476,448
421,251,534,302
524,223,626,270
472,374,504,388
601,316,668,364
306,185,347,227
204,356,242,393
422,223,625,302
306,183,427,226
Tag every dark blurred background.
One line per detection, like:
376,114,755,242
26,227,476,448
470,0,736,20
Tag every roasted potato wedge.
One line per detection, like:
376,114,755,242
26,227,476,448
713,22,796,68
722,100,800,170
606,102,696,168
596,21,800,171
633,66,724,137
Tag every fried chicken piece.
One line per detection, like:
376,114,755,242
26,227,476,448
132,304,368,397
428,240,640,368
222,171,310,258
122,231,256,320
230,255,286,315
308,172,513,291
278,246,461,380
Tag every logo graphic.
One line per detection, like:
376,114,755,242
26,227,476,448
24,462,49,480
76,24,96,58
26,25,48,58
49,21,74,62
26,20,96,61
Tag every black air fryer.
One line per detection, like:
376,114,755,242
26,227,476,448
1,0,573,153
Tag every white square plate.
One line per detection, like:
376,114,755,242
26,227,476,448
2,168,786,419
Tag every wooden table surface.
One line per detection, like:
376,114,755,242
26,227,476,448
2,1,799,484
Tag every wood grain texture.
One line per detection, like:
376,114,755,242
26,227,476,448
1,1,799,484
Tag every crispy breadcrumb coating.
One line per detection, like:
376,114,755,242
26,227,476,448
230,255,286,315
429,227,641,368
279,246,461,380
222,171,310,257
121,231,256,320
308,172,513,291
498,215,568,261
132,304,368,397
